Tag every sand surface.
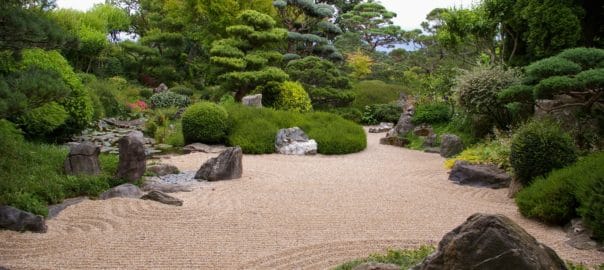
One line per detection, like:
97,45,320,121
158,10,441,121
1,129,602,269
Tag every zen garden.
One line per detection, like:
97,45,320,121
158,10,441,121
1,0,603,269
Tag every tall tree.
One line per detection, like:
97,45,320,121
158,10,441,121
340,1,405,51
210,10,289,100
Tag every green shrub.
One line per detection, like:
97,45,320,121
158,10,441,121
326,107,363,123
361,103,401,125
284,56,350,89
576,68,604,89
140,88,153,99
524,56,582,82
334,246,435,270
557,47,604,70
86,79,129,117
225,105,366,155
412,103,451,125
498,85,534,103
307,87,355,109
18,102,69,138
516,151,604,229
352,80,409,109
182,102,229,144
510,120,578,185
275,81,312,112
534,76,582,99
456,66,521,130
444,135,511,171
150,91,190,108
171,85,195,97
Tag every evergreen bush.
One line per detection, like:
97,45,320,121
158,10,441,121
150,91,190,108
181,102,229,144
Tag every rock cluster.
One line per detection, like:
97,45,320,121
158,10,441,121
368,122,394,133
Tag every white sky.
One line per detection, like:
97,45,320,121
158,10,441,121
55,0,478,30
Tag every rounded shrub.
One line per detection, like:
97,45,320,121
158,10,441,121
534,76,581,99
182,102,229,144
557,47,604,70
275,81,312,112
574,151,604,240
18,102,69,137
510,120,578,185
524,56,582,82
515,174,578,225
412,103,450,125
150,91,190,108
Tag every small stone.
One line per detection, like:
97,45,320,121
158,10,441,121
141,191,183,206
379,136,409,147
0,206,47,233
154,83,168,93
99,184,143,200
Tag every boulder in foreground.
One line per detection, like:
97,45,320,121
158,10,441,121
195,147,243,181
0,206,47,233
412,213,567,270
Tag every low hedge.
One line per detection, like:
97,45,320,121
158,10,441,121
225,104,366,155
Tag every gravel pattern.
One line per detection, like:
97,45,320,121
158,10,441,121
1,128,602,269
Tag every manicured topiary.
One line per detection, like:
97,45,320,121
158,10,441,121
182,102,229,144
510,120,577,185
274,81,312,112
412,103,450,125
557,47,604,70
150,91,190,108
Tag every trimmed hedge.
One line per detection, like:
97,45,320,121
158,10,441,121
225,104,366,155
510,120,577,185
182,102,229,144
412,103,451,125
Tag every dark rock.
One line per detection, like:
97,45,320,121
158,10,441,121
64,142,101,175
116,131,146,182
0,206,47,233
99,184,143,200
413,124,434,137
440,134,464,158
275,127,317,155
412,213,567,270
449,161,511,189
48,197,87,219
388,113,414,138
353,262,400,270
141,181,192,193
379,136,409,147
154,83,168,93
242,94,263,107
147,164,180,176
369,122,394,133
422,133,438,148
195,147,243,181
182,143,227,154
424,147,441,154
508,177,524,198
141,191,183,206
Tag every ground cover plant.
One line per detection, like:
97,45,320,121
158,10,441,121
333,246,435,270
225,104,366,155
0,120,124,216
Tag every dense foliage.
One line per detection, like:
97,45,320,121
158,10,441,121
182,102,229,144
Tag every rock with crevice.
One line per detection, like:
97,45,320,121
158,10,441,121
195,147,243,181
449,161,511,189
116,131,146,182
275,127,317,155
0,206,47,233
64,142,101,175
141,190,183,206
99,184,144,200
412,213,567,270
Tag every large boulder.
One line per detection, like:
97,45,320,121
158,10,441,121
99,184,143,200
387,112,414,138
275,127,317,155
64,142,101,175
116,131,146,182
141,191,183,206
0,206,47,233
412,213,567,270
147,164,179,176
439,134,464,158
194,147,243,181
241,94,263,107
449,161,511,189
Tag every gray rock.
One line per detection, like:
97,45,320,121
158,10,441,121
424,147,441,154
507,177,524,198
275,127,317,155
379,136,409,147
449,161,511,189
48,197,87,219
368,122,394,133
242,94,263,107
116,131,146,182
141,180,192,193
413,124,433,137
353,262,400,270
195,147,243,181
422,133,438,148
154,83,168,93
64,142,101,175
565,219,603,250
412,213,567,270
147,164,180,176
99,184,143,200
0,206,47,233
387,113,414,138
440,134,464,158
182,143,227,154
141,191,183,206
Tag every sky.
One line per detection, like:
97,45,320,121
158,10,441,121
55,0,477,30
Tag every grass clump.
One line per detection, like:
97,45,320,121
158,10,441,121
333,246,435,270
225,104,366,155
0,119,123,216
